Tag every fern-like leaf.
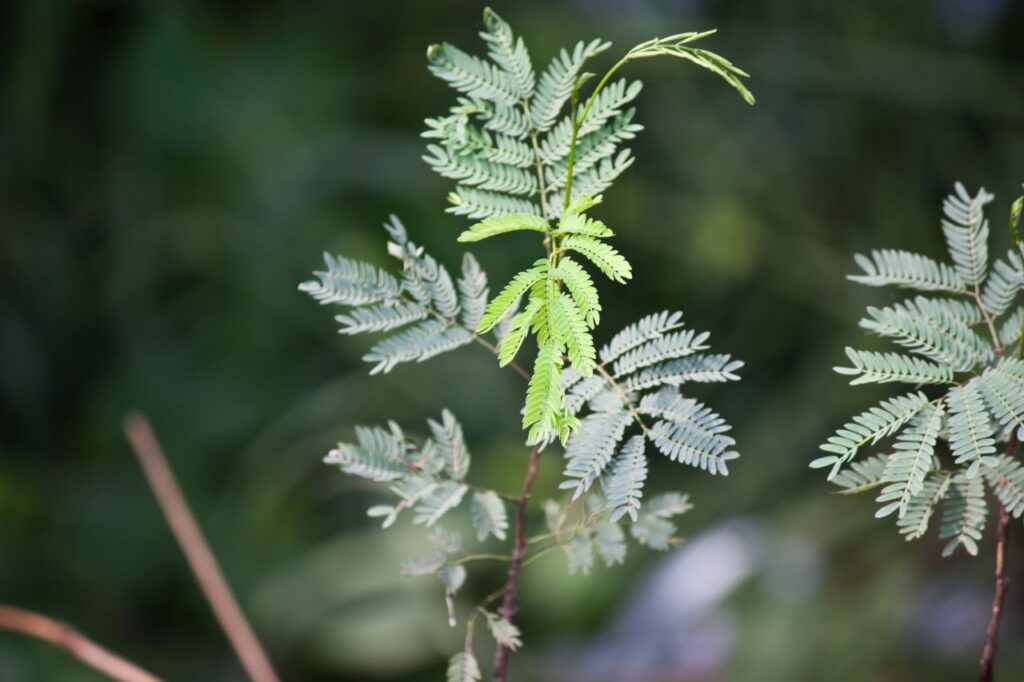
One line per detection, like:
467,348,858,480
875,403,944,519
561,150,635,213
413,481,469,526
999,305,1024,349
977,359,1024,433
559,234,632,282
565,532,596,576
523,340,567,443
624,353,743,391
458,254,489,330
834,347,954,386
549,292,596,374
600,311,685,363
593,521,627,566
848,250,967,293
606,435,648,522
984,454,1024,518
629,516,675,550
939,472,987,556
364,320,473,374
300,253,402,306
480,8,535,100
829,454,890,494
554,257,601,327
530,39,610,133
556,208,614,238
980,249,1024,317
335,301,429,335
643,492,693,518
428,410,471,480
813,391,930,476
946,381,998,477
859,298,992,371
612,328,711,378
637,388,732,439
446,186,541,219
485,613,522,650
457,212,550,242
546,111,642,191
424,144,538,196
447,652,482,682
427,43,520,107
540,79,643,163
625,31,755,105
560,409,632,499
497,296,543,366
897,472,952,541
478,261,548,332
648,418,738,475
470,490,509,542
324,443,407,482
941,182,993,287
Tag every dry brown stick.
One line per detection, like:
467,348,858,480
492,442,544,682
978,502,1011,682
123,412,280,682
0,604,162,682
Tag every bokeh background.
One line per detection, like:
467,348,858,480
3,0,1024,680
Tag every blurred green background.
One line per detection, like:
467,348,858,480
2,1,1024,680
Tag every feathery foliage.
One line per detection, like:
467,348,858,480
817,182,1024,555
302,9,752,678
560,311,741,521
447,652,482,682
300,217,493,374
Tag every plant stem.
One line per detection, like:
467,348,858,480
492,442,544,682
0,604,163,682
974,289,1002,354
979,503,1010,682
979,434,1015,682
123,413,280,682
453,553,513,565
472,335,530,381
562,57,630,212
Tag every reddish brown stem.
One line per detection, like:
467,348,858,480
123,412,280,682
492,443,544,682
0,604,162,682
979,503,1011,682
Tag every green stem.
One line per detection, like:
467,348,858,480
561,56,631,212
453,553,513,566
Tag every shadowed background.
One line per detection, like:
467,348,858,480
2,0,1024,680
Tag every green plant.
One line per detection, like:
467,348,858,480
814,182,1024,682
301,9,752,680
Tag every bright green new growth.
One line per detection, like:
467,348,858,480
816,182,1024,557
466,195,628,442
301,9,751,678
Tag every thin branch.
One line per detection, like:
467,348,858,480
979,434,1015,682
453,553,513,566
492,442,544,682
562,55,631,211
472,335,530,381
979,503,1010,682
973,289,1003,354
122,413,280,682
463,585,508,656
0,604,162,682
